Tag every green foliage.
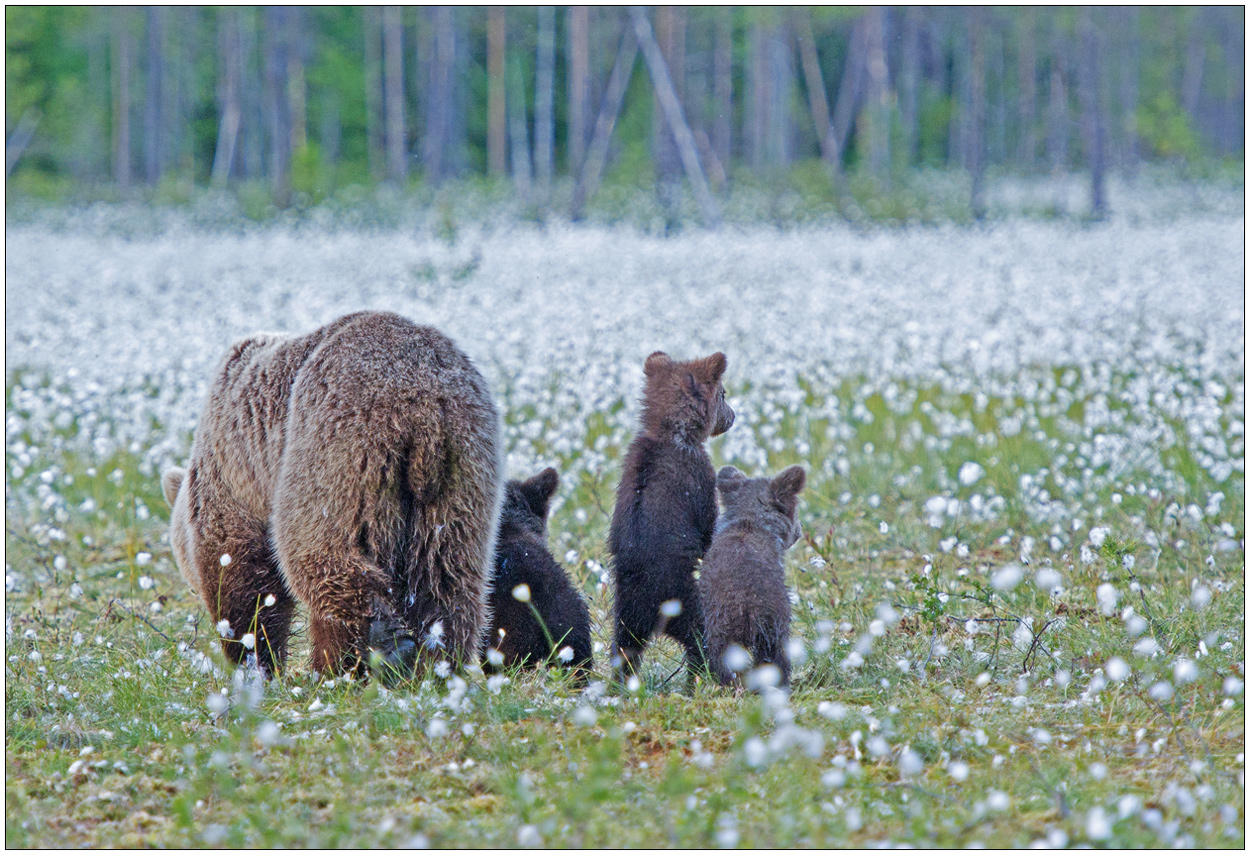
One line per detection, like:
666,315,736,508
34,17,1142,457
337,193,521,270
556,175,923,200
1137,93,1202,161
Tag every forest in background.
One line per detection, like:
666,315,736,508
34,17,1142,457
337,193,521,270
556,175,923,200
5,6,1245,221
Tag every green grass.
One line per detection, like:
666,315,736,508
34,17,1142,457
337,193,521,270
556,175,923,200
5,370,1244,847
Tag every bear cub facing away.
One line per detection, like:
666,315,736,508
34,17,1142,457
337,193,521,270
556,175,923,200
609,351,735,681
484,467,594,677
698,465,806,689
162,311,502,678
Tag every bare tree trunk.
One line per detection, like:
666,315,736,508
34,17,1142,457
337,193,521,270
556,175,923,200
508,52,532,200
652,6,685,221
487,7,506,177
263,6,291,206
794,10,837,171
534,5,555,198
570,29,638,220
899,7,922,167
363,6,384,180
1181,9,1206,123
421,7,456,184
830,18,866,169
631,6,719,227
747,15,768,170
112,10,132,190
1047,25,1069,176
968,10,986,220
1017,8,1037,169
862,6,890,184
712,9,733,175
1117,7,1138,177
211,8,242,186
287,9,306,153
383,5,406,183
144,6,164,184
1079,8,1107,218
567,6,590,175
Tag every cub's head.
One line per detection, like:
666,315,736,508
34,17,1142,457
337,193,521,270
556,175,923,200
640,351,735,443
499,467,560,539
716,465,806,548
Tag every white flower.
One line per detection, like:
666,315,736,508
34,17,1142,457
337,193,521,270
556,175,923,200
958,461,984,486
1086,806,1112,841
135,552,152,566
426,718,448,739
1096,583,1118,616
659,599,682,618
743,737,768,768
216,619,233,639
557,646,574,662
516,825,542,847
1089,527,1110,548
511,584,531,603
219,554,232,567
1173,658,1198,684
572,706,597,727
991,564,1023,591
241,633,256,650
138,575,155,590
486,648,505,667
263,594,277,607
817,701,847,721
434,660,452,679
722,644,751,673
206,692,229,715
947,760,969,782
1105,657,1129,681
898,748,923,776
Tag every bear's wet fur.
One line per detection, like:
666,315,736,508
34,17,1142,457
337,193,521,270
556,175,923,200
698,465,806,688
484,467,594,678
608,350,735,682
162,311,503,678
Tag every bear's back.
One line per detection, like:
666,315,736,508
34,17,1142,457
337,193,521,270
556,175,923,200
609,436,716,565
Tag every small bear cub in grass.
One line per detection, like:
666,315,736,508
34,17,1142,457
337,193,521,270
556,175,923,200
484,468,594,677
609,351,735,681
699,465,806,689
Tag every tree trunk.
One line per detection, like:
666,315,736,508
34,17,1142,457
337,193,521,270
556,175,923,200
570,29,638,220
487,7,506,177
144,6,164,185
508,52,532,201
712,9,733,174
1182,10,1206,123
862,6,890,184
1117,7,1139,177
534,5,556,198
794,10,837,171
421,7,457,184
211,7,242,186
287,9,307,153
263,6,291,206
968,10,986,220
566,6,590,176
1079,8,1107,218
112,10,132,190
899,7,922,167
631,6,720,227
383,5,406,183
652,6,685,211
1017,8,1037,169
830,18,866,169
363,6,384,180
1047,25,1069,176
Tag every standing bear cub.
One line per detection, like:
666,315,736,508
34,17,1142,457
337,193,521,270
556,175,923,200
484,467,594,677
698,465,806,689
161,311,503,677
608,351,735,681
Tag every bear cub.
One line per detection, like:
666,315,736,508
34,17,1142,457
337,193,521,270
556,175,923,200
609,351,735,681
485,468,594,677
698,465,806,689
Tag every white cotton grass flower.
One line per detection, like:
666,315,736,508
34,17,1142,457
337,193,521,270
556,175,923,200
263,593,277,607
1096,583,1119,616
557,645,575,662
1105,657,1130,681
1173,658,1199,684
240,633,256,650
426,718,449,739
659,599,682,618
1033,567,1062,592
1223,677,1243,696
897,748,923,777
991,564,1023,592
958,461,984,486
743,737,768,768
572,705,597,727
511,584,531,603
817,701,847,721
745,664,781,691
135,552,152,566
219,554,232,567
722,644,751,674
516,825,542,847
947,760,970,782
138,575,155,590
486,647,505,667
1149,681,1174,702
1086,806,1113,841
424,620,445,650
1089,527,1110,549
216,619,233,639
206,692,229,716
1191,585,1212,610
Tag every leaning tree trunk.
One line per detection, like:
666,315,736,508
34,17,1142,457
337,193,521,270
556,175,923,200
566,6,590,176
652,6,685,220
794,10,837,173
570,28,638,220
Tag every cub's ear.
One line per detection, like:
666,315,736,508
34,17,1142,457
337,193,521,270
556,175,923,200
699,352,728,384
716,465,748,496
161,467,186,508
770,465,806,513
644,351,673,377
519,467,560,519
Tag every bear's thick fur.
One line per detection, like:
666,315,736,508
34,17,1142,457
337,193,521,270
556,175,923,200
484,467,594,677
608,350,735,681
162,311,503,677
698,465,806,688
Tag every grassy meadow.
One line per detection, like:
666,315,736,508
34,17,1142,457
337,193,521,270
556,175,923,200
5,184,1245,847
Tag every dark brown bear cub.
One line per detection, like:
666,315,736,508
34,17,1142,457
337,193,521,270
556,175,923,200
699,465,806,689
484,468,594,677
608,351,735,681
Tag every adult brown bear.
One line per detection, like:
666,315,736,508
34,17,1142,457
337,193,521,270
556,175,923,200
162,311,503,677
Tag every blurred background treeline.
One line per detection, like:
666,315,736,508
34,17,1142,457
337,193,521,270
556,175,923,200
5,6,1245,223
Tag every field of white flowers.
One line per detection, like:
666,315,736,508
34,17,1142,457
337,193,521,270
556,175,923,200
5,187,1245,847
